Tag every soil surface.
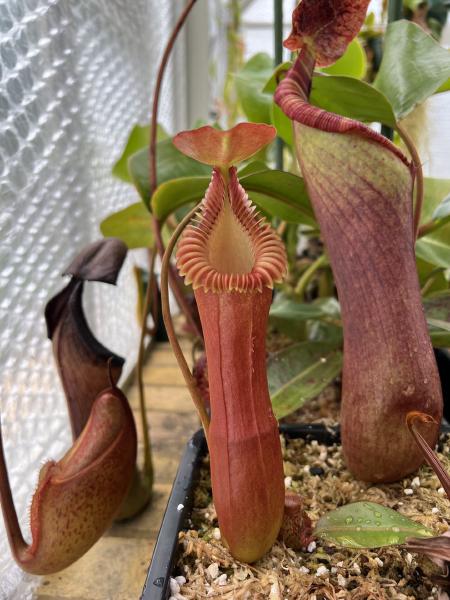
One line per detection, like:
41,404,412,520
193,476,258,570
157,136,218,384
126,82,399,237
174,434,450,599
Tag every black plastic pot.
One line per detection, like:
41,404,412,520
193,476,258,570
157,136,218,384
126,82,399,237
141,350,450,600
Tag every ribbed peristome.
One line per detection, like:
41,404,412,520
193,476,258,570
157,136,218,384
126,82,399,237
176,167,287,293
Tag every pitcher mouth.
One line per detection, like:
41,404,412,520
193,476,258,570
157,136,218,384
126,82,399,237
176,167,287,294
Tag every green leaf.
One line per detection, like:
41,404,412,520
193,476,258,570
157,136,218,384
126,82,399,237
428,317,450,332
128,138,211,207
322,39,367,79
424,290,450,321
311,76,396,126
433,194,450,220
112,124,168,182
243,170,316,226
270,295,340,339
315,502,434,549
307,320,344,346
429,330,450,348
424,291,450,347
436,77,450,94
271,102,294,147
268,341,343,420
152,176,209,221
420,178,450,223
237,160,268,177
416,257,448,296
100,203,153,249
416,179,450,269
416,231,450,269
374,21,450,120
235,53,273,124
152,169,316,226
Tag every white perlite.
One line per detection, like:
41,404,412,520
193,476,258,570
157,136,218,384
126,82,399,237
169,578,180,595
299,566,310,574
206,563,220,581
214,574,228,586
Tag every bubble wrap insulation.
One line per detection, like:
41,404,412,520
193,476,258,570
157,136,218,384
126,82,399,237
0,0,187,596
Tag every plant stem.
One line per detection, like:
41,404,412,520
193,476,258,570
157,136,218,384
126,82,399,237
161,205,210,438
136,247,157,481
148,0,202,340
274,0,284,170
395,123,424,240
295,253,328,299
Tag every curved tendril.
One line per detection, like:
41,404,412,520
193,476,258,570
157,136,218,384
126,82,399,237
395,123,424,241
161,205,211,438
148,0,202,340
406,411,450,498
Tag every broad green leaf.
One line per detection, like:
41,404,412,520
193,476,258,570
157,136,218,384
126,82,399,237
316,502,434,549
427,318,450,347
416,179,450,269
429,331,450,347
307,320,344,346
428,317,450,332
270,295,340,339
374,21,450,120
128,138,211,207
271,102,294,147
268,341,343,419
100,203,153,249
237,160,269,177
424,291,450,346
322,39,367,79
433,194,450,220
311,76,396,126
152,169,316,226
436,77,450,94
243,170,316,226
424,290,450,321
416,257,448,296
112,124,168,182
235,53,273,124
264,65,395,126
416,231,450,269
152,177,209,221
421,178,450,223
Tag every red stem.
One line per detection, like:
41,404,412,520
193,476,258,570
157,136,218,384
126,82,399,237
149,0,202,340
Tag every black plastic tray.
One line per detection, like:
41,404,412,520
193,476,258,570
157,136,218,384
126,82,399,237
141,417,450,600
